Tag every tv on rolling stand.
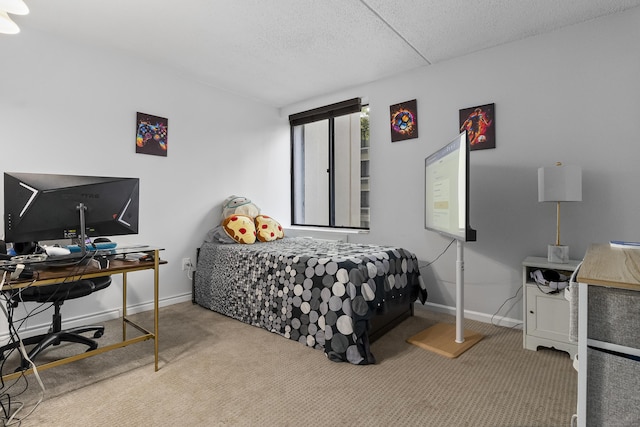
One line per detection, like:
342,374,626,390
408,131,481,359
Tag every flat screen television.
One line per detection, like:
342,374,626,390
4,172,139,246
424,131,476,242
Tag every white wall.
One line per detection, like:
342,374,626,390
1,7,638,334
279,7,640,324
0,28,288,333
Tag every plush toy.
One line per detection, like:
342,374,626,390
221,195,260,220
219,195,284,244
255,215,284,242
222,214,256,244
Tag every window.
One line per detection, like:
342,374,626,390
290,98,370,229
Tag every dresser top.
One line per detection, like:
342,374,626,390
577,243,640,291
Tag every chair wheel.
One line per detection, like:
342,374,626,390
93,330,104,338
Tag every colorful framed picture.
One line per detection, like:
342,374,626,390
390,99,418,142
459,103,495,151
136,112,168,156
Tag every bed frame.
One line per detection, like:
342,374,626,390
369,301,414,343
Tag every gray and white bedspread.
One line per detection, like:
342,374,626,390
194,237,426,365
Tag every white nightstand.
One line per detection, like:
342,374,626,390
522,256,580,358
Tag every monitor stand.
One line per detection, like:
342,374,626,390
77,202,88,256
407,240,483,358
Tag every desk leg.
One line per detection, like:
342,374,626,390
577,282,588,426
122,272,128,341
154,249,159,371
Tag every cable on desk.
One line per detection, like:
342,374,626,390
0,250,102,424
3,340,45,426
0,272,36,425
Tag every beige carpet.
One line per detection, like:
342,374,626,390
2,302,577,426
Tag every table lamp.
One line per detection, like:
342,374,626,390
538,162,582,263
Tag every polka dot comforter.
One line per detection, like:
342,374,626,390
194,237,427,365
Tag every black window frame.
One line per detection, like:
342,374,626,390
289,97,367,229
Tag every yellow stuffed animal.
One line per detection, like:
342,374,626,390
220,195,284,244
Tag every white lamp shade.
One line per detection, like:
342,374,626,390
0,10,19,34
538,163,582,202
0,0,29,15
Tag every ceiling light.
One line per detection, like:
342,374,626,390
0,10,19,34
0,0,29,15
0,0,28,35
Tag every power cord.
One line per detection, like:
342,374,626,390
490,286,523,328
418,238,456,270
185,262,195,281
417,239,524,329
1,274,38,426
0,250,101,425
3,340,45,426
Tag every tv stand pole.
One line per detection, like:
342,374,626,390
407,239,484,358
456,240,464,343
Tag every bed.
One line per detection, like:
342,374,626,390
194,237,427,365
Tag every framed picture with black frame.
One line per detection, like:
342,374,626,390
459,103,495,151
136,112,168,156
390,99,418,142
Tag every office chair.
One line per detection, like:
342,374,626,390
0,276,112,371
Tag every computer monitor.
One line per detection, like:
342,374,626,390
4,172,139,250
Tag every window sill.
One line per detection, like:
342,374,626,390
286,225,369,234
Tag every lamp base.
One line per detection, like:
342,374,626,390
548,245,569,263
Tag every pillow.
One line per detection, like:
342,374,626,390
204,225,236,244
255,215,284,242
222,215,256,244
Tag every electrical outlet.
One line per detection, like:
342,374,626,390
182,257,192,271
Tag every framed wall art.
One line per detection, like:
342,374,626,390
136,112,168,157
459,103,495,151
390,99,418,142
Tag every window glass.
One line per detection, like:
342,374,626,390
290,100,369,229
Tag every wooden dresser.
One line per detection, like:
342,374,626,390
575,244,640,426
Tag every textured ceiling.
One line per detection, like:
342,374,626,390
13,0,640,107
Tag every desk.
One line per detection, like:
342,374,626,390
1,246,165,382
575,244,640,426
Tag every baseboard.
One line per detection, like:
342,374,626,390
0,292,193,342
1,295,521,343
417,301,522,329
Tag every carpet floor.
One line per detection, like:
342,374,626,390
1,301,577,426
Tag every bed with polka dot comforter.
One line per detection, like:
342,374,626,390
194,237,427,365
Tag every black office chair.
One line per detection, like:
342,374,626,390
0,276,112,370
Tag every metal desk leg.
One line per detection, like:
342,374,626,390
154,249,159,371
122,272,128,341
